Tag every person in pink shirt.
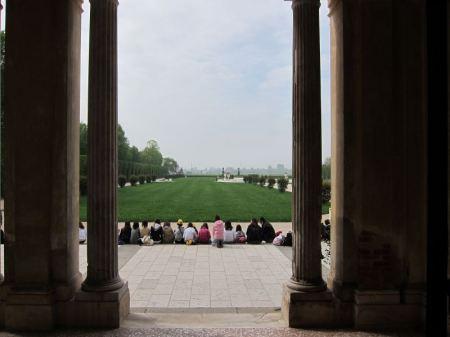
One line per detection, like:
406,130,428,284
212,215,225,248
197,223,211,244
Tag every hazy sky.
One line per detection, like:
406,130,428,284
3,1,331,169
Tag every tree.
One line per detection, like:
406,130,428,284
130,146,140,162
141,140,163,166
80,123,88,156
162,157,179,174
322,157,331,180
118,124,131,161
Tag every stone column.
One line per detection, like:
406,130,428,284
282,0,334,328
289,0,325,293
0,0,3,285
2,0,83,330
82,0,123,292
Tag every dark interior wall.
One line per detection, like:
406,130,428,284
331,0,427,292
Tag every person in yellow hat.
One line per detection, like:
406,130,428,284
174,219,184,244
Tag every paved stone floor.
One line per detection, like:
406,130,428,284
122,244,291,309
0,327,424,336
2,242,332,310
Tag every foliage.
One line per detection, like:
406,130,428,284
268,178,276,189
141,140,163,167
322,179,331,203
162,157,179,175
118,175,127,188
244,174,259,184
138,175,146,185
151,175,157,182
146,175,152,183
129,146,140,162
259,176,266,187
118,124,131,161
322,157,331,180
80,155,87,177
129,175,138,186
80,176,87,196
229,174,234,179
277,177,289,192
80,123,88,156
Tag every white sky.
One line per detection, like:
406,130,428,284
2,1,331,169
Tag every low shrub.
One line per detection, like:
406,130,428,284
146,175,152,183
130,175,138,186
118,175,127,188
259,176,266,187
230,174,234,179
277,177,289,192
138,175,146,185
80,176,87,196
151,175,157,182
268,178,276,188
322,179,331,203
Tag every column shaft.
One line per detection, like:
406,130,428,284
82,0,123,292
289,0,325,292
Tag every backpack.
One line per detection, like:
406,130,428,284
174,227,184,242
282,232,292,246
163,226,175,243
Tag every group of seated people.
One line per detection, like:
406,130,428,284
116,215,292,247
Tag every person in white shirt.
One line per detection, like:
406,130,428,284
223,220,236,243
183,222,198,245
79,222,87,244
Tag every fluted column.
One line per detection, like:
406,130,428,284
0,0,3,284
82,0,123,292
288,0,326,292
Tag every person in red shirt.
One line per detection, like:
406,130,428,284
197,223,211,244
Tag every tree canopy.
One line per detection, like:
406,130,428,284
79,123,180,178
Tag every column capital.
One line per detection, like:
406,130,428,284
288,0,321,9
327,0,341,16
90,0,119,5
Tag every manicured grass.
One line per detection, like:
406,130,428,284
80,177,330,222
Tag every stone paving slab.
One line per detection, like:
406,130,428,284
122,244,292,309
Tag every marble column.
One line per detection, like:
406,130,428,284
0,0,3,285
288,0,326,292
82,0,123,292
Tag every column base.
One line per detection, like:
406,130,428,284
282,283,344,328
354,289,425,331
81,276,124,292
59,281,130,329
2,290,56,331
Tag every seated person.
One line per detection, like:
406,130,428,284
197,223,211,244
246,218,263,244
140,221,151,238
273,232,285,246
212,215,225,248
118,222,131,245
260,217,276,243
130,222,142,245
162,222,175,244
223,220,235,243
234,224,246,243
151,219,163,244
79,222,87,244
174,219,185,244
183,222,198,245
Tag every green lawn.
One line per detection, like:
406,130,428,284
80,177,330,222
